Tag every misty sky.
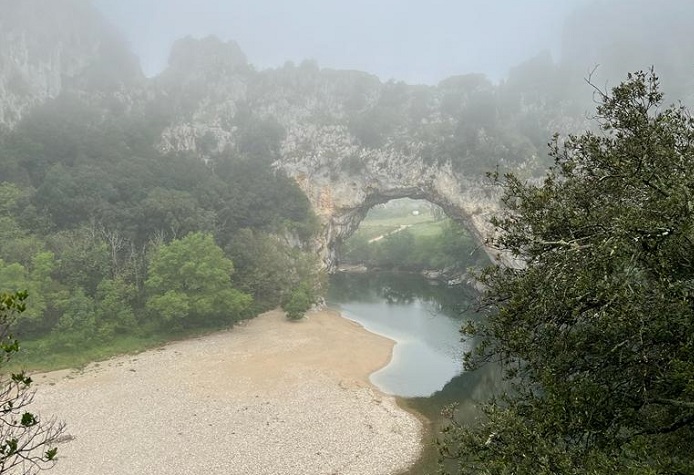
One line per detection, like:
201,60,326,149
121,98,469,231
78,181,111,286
94,0,590,84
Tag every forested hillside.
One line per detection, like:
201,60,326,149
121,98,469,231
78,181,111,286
0,89,321,363
0,0,555,364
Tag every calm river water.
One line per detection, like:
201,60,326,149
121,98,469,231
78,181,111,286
327,271,477,397
327,271,504,473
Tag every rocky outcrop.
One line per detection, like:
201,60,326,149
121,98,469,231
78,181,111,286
0,0,142,128
155,36,252,157
279,131,503,270
149,39,517,270
83,35,537,272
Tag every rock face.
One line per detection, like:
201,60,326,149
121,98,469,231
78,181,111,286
279,130,503,270
150,41,518,270
0,0,142,128
155,36,253,158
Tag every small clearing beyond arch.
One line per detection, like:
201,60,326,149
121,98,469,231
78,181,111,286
279,157,504,271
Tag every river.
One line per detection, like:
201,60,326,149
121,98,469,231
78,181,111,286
327,271,504,473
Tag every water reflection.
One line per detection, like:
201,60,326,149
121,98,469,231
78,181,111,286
328,271,478,313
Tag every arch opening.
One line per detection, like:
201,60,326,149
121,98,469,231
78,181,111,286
333,198,491,280
279,152,505,273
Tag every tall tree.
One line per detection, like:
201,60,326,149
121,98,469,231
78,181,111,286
442,71,694,473
145,233,251,328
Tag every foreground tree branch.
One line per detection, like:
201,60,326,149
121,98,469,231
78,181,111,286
0,292,65,474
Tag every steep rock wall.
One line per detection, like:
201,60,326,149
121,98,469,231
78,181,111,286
0,0,142,128
278,125,503,270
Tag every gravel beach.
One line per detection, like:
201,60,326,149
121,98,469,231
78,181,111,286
32,309,423,474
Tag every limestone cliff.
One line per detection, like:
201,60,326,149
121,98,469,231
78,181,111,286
0,9,575,271
0,0,142,128
151,39,546,269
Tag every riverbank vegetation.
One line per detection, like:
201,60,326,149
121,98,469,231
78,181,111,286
0,96,322,370
441,71,694,474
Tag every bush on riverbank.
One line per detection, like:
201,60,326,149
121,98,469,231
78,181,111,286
282,285,312,320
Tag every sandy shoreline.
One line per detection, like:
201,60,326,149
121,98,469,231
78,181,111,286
33,309,423,475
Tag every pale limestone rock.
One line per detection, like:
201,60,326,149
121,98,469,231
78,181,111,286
0,0,142,128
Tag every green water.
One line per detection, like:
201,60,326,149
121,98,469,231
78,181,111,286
327,272,503,474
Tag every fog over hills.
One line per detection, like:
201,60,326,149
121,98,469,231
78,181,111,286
2,0,693,180
91,0,694,97
93,0,590,84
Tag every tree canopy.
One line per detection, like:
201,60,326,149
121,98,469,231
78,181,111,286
145,233,251,328
442,71,694,474
0,87,322,358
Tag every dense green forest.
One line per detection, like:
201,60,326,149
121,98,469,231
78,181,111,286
0,93,321,366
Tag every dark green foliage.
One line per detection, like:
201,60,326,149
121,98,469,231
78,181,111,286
282,284,314,321
0,252,60,339
0,291,65,473
234,114,286,162
47,228,111,294
145,233,251,328
94,277,137,337
226,228,323,313
373,229,416,268
442,71,694,474
341,233,373,264
139,187,215,241
51,288,98,350
0,76,321,361
348,80,410,148
212,156,317,242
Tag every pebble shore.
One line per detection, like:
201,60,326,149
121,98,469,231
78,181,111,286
33,309,423,474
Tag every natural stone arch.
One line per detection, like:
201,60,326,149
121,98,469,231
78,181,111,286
276,140,504,272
